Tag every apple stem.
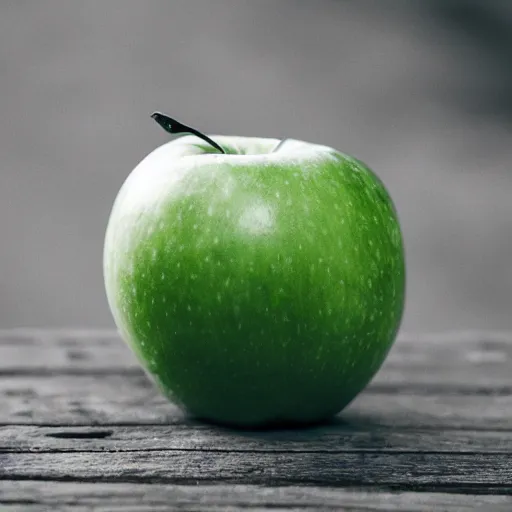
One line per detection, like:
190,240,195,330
272,138,289,153
151,112,226,154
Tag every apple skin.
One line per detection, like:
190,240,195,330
103,135,405,428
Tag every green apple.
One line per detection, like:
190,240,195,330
103,113,405,428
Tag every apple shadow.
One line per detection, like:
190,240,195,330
187,410,395,451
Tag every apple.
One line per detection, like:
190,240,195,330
103,113,405,428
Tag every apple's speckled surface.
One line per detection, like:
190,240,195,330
104,135,405,427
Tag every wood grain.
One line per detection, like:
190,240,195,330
1,450,511,492
1,424,511,454
2,482,511,511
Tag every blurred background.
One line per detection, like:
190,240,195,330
1,0,511,333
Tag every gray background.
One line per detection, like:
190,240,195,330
1,0,511,333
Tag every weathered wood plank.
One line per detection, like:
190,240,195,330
0,483,510,512
1,482,512,512
1,424,511,454
0,329,135,374
0,374,181,426
1,373,511,429
1,450,511,491
0,329,511,392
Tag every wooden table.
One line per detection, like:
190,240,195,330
0,330,511,511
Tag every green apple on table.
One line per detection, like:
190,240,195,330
103,112,405,428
